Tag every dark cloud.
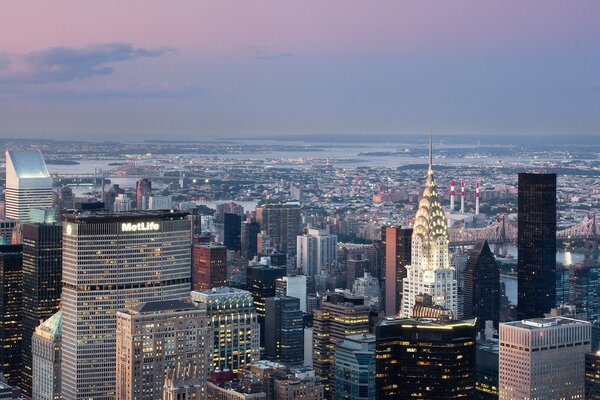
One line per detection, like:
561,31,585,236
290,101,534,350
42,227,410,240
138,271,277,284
0,42,175,85
247,45,295,60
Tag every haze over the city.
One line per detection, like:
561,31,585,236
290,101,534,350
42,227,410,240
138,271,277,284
1,1,600,140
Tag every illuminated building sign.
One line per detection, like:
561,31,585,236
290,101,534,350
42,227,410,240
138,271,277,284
121,222,160,232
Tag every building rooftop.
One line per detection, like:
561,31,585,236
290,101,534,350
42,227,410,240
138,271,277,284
504,316,589,330
36,310,62,338
63,209,189,222
378,317,477,329
6,149,50,179
127,299,195,315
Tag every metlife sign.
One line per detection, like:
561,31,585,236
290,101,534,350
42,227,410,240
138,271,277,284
121,221,160,232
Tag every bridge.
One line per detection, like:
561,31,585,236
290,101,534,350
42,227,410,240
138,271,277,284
449,214,599,246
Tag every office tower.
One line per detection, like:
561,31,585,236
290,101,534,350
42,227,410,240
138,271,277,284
586,351,600,400
265,296,304,365
20,223,62,396
31,311,62,400
476,338,499,400
273,369,324,400
57,186,75,211
346,258,368,289
334,333,376,400
103,184,124,211
0,221,17,244
247,259,286,346
191,288,260,373
193,244,228,291
148,195,172,210
276,275,308,312
375,317,477,399
382,226,412,316
135,178,152,210
215,202,244,222
207,373,266,400
163,364,204,400
517,173,557,320
241,220,260,260
401,137,457,318
61,210,192,400
115,299,208,400
296,229,338,277
256,203,303,259
313,292,370,397
114,193,132,211
499,317,590,399
352,272,380,308
5,150,53,222
224,213,242,252
245,360,288,399
570,262,600,321
463,239,499,332
0,244,23,387
29,208,57,223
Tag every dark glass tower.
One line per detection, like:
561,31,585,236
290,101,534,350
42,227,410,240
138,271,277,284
264,296,304,365
375,317,477,399
463,239,499,332
20,223,63,397
0,244,24,387
241,220,260,260
382,226,412,316
223,212,242,252
517,173,557,320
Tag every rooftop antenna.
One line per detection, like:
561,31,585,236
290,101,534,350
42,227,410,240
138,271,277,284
428,130,433,175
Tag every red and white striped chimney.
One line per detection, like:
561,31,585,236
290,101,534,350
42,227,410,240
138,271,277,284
450,180,455,212
460,180,465,213
475,180,480,215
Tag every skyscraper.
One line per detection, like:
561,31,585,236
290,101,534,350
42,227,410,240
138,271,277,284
224,213,242,252
60,210,192,400
499,317,590,399
31,311,62,400
517,172,557,320
256,203,303,259
193,244,228,291
5,150,53,222
382,226,412,316
20,223,62,397
334,333,376,400
241,220,260,260
313,292,370,397
375,317,477,399
296,229,338,277
135,178,152,210
115,299,208,400
401,136,457,317
585,351,600,400
191,287,260,374
265,296,304,365
0,244,23,387
463,239,499,332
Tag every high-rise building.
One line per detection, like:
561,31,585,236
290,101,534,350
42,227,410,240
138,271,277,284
241,220,260,260
265,296,304,365
334,333,376,400
191,287,260,374
148,195,172,210
276,275,308,312
247,258,286,346
313,292,370,397
476,338,499,400
193,244,228,291
163,364,205,400
31,311,62,400
517,173,557,320
499,317,590,399
273,368,324,400
400,137,457,318
352,272,380,308
463,239,499,332
115,299,208,400
256,203,303,259
224,213,242,252
20,223,62,396
5,150,53,222
375,317,477,399
570,262,600,322
61,210,193,400
0,221,17,244
296,229,337,277
135,178,152,210
345,258,368,290
382,226,411,316
0,244,23,387
586,351,600,400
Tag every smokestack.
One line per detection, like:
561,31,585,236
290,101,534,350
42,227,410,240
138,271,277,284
461,180,465,214
450,180,455,212
475,181,480,215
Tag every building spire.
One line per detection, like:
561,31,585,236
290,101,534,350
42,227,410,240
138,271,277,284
428,130,433,175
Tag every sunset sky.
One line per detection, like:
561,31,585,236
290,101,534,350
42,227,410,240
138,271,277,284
1,1,599,140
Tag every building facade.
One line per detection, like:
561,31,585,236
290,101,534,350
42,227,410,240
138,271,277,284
256,203,303,259
61,211,193,400
0,244,23,387
586,351,600,400
265,296,304,365
31,311,62,400
382,226,412,316
499,317,590,399
296,229,338,277
224,213,242,252
193,244,228,291
334,334,376,400
274,369,324,400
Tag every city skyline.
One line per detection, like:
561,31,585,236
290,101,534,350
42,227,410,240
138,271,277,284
1,2,600,139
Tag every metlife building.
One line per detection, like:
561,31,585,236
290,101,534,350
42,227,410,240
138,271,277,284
60,210,192,400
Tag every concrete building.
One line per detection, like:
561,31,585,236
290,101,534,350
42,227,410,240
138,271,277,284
273,368,324,400
401,137,457,318
191,287,260,374
193,244,227,291
296,229,338,277
5,150,53,222
115,299,208,400
352,272,380,309
256,203,303,260
334,334,376,400
275,275,308,312
60,211,193,400
163,364,205,400
31,311,62,400
148,195,172,210
499,317,591,399
382,226,412,316
207,373,266,400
